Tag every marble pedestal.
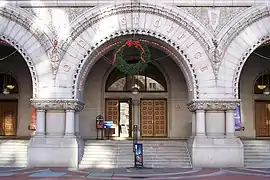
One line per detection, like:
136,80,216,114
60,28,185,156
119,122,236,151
28,136,83,168
188,136,244,168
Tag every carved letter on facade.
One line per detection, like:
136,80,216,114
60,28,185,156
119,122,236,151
195,52,202,59
120,17,127,26
133,16,139,25
167,25,174,33
177,33,185,40
153,19,162,27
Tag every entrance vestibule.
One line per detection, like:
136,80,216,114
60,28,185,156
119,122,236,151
80,37,191,139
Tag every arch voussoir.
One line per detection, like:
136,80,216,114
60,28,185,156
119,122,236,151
0,5,53,98
219,6,270,99
59,4,214,100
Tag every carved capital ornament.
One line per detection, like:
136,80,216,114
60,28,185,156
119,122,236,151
30,99,85,111
187,99,240,112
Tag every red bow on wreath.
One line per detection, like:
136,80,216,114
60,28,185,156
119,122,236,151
112,40,146,65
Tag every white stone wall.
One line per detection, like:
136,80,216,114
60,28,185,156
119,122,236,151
0,54,32,136
80,57,191,138
237,54,270,138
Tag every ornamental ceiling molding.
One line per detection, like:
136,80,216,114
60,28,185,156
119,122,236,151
30,99,85,111
187,99,240,111
0,6,58,79
216,5,270,69
60,3,213,55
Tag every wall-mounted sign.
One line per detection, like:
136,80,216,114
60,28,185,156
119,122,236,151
234,105,242,131
104,121,113,129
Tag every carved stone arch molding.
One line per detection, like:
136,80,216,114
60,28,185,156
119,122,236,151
59,3,214,100
218,5,270,99
0,5,53,98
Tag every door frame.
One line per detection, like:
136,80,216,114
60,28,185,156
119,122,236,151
0,99,18,136
140,98,168,138
105,98,132,137
254,100,270,137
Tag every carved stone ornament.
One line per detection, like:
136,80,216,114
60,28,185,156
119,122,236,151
187,99,240,112
30,99,84,111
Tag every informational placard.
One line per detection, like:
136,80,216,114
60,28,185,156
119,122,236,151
96,115,104,129
134,143,143,168
104,121,113,129
234,105,242,131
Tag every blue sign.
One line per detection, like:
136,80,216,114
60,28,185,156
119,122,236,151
135,143,143,168
104,121,113,129
234,105,242,131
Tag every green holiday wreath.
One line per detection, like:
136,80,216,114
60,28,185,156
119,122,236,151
112,40,151,75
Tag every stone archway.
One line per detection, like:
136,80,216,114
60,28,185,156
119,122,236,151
0,6,53,98
58,3,214,100
217,5,270,99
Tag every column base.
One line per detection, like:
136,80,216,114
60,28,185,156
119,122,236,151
190,136,244,168
28,136,80,168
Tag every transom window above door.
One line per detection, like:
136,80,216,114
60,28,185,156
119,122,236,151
106,64,167,92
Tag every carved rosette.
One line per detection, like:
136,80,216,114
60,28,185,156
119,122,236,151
187,100,240,112
30,99,84,111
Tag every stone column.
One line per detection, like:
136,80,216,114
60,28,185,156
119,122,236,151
191,111,196,136
35,109,46,136
187,100,243,168
195,110,206,136
75,111,80,136
65,110,75,136
28,99,85,168
226,110,235,137
133,100,140,137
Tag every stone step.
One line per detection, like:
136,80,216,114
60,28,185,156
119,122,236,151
243,140,270,168
80,140,192,168
244,152,270,156
0,140,29,167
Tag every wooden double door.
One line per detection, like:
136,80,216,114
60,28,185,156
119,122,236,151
140,99,167,137
105,99,132,137
255,101,270,137
0,100,18,136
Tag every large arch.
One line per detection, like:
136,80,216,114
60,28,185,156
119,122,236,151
0,5,53,98
58,3,215,100
218,5,270,99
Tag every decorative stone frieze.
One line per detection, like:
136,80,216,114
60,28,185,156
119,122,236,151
187,99,240,112
30,99,84,111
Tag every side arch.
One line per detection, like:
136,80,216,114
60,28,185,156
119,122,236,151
218,5,270,99
58,4,215,100
0,6,53,98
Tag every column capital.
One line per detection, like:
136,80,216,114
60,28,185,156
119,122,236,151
30,99,85,111
187,99,240,112
132,100,140,106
